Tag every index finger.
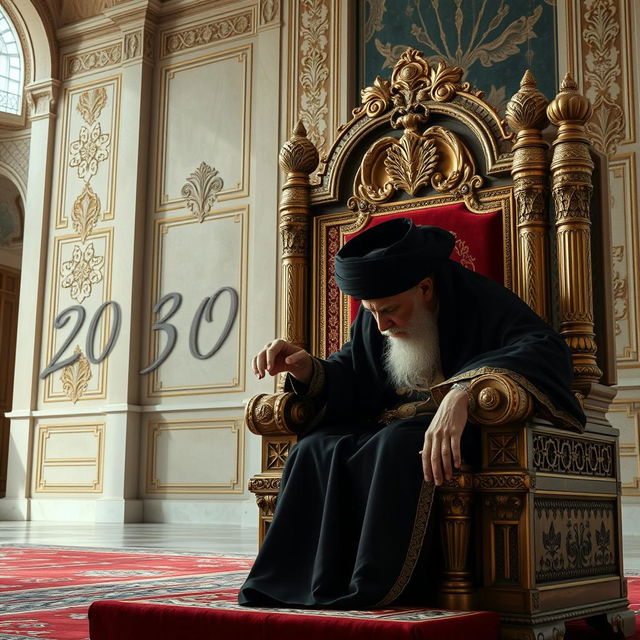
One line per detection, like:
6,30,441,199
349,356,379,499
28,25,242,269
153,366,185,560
265,340,285,370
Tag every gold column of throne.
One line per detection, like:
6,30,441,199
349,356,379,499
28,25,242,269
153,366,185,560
245,49,632,640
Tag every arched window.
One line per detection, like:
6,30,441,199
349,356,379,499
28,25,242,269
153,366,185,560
0,8,23,116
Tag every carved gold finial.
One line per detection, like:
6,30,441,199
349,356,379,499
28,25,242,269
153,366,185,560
560,71,578,92
293,119,307,137
505,70,548,134
279,120,320,175
520,69,536,89
547,73,592,128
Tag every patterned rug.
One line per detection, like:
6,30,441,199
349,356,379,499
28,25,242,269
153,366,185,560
0,545,636,639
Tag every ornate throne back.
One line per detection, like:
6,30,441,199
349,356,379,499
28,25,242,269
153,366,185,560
247,49,632,639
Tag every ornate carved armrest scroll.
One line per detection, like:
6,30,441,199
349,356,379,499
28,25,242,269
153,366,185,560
245,392,314,436
433,373,533,426
468,373,533,425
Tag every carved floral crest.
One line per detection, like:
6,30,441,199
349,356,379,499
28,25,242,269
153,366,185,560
350,49,484,207
60,346,92,403
352,48,475,122
181,162,224,223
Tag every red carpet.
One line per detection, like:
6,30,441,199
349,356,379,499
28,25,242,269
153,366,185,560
0,545,637,639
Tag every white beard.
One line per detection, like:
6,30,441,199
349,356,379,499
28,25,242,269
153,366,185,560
382,304,441,390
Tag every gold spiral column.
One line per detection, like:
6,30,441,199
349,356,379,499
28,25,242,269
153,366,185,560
278,121,320,352
505,71,550,322
547,74,602,392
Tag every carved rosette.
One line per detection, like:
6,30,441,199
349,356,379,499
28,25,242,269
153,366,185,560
547,74,602,390
506,70,550,322
279,122,319,354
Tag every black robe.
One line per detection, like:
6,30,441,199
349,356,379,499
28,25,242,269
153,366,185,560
238,262,585,609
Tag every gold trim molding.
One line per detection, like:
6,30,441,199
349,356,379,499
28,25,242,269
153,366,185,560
155,46,252,211
145,418,244,494
146,209,247,398
34,423,105,494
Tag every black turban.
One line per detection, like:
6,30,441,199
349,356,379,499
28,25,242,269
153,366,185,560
334,218,455,299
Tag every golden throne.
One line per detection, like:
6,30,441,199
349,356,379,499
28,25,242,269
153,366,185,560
245,49,633,639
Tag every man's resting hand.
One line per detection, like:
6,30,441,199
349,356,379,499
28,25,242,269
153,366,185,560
252,339,313,385
421,386,469,486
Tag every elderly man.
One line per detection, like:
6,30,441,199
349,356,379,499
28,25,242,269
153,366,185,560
239,217,584,609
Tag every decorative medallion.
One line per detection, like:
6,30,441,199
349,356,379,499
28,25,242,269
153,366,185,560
60,243,105,303
181,162,224,223
60,346,92,403
69,121,111,181
266,441,291,470
487,432,519,465
71,183,102,243
77,88,107,125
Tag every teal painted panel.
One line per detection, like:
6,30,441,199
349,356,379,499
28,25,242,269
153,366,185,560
358,0,559,113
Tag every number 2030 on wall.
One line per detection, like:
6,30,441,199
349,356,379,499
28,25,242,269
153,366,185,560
40,287,239,379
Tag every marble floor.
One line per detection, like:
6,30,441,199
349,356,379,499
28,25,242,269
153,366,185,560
0,521,259,555
1,521,640,572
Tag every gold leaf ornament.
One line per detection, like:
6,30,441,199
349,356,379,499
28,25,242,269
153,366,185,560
352,76,392,119
384,133,438,195
71,183,102,242
61,346,92,403
181,162,224,223
77,87,108,124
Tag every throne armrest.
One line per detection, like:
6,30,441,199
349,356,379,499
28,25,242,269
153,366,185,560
433,373,534,425
245,392,315,436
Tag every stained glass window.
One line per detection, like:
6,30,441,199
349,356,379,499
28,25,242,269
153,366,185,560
0,8,23,115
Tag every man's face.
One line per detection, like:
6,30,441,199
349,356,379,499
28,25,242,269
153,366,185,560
361,278,435,338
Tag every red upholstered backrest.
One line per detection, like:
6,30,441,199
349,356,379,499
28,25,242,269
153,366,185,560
341,202,503,322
